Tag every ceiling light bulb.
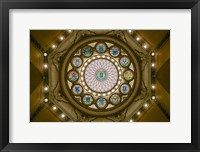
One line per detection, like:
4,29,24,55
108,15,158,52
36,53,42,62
136,37,140,41
60,36,64,40
137,111,141,115
43,52,48,56
68,30,72,33
151,63,155,67
152,96,156,100
151,52,155,56
44,86,48,91
52,106,57,110
152,85,155,89
128,30,132,33
129,119,133,122
61,114,65,118
44,98,48,102
144,103,148,108
52,44,56,48
44,64,48,68
143,44,147,49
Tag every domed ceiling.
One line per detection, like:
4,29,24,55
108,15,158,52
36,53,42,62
30,30,170,122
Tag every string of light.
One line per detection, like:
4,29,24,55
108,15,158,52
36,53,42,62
42,30,72,121
128,30,156,122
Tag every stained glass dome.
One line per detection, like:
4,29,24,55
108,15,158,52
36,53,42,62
61,37,141,116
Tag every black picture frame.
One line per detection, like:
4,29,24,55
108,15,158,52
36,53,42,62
0,0,200,151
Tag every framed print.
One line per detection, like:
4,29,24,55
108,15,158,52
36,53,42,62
0,0,200,152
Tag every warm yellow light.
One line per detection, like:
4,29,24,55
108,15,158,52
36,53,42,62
144,103,148,108
152,85,155,89
60,36,64,40
52,106,57,110
52,44,56,49
128,30,132,33
43,52,48,56
151,63,155,67
152,96,156,100
137,111,141,115
44,98,48,102
44,64,48,68
68,30,72,33
151,52,155,56
61,114,65,118
44,86,49,91
143,44,147,49
129,119,133,122
136,37,140,41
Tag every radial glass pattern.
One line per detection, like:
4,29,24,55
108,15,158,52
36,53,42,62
64,39,138,115
84,59,118,92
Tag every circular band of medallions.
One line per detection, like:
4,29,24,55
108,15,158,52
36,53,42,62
80,55,122,96
60,36,141,116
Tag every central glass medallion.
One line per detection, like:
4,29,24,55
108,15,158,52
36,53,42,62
84,58,119,93
95,69,108,81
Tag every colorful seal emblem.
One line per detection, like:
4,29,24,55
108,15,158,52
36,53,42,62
68,71,79,82
96,43,106,53
110,46,120,57
124,70,134,81
72,57,82,67
97,98,107,109
95,69,108,81
72,85,83,95
110,94,121,105
120,57,130,67
83,95,93,105
82,46,93,57
120,84,130,94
